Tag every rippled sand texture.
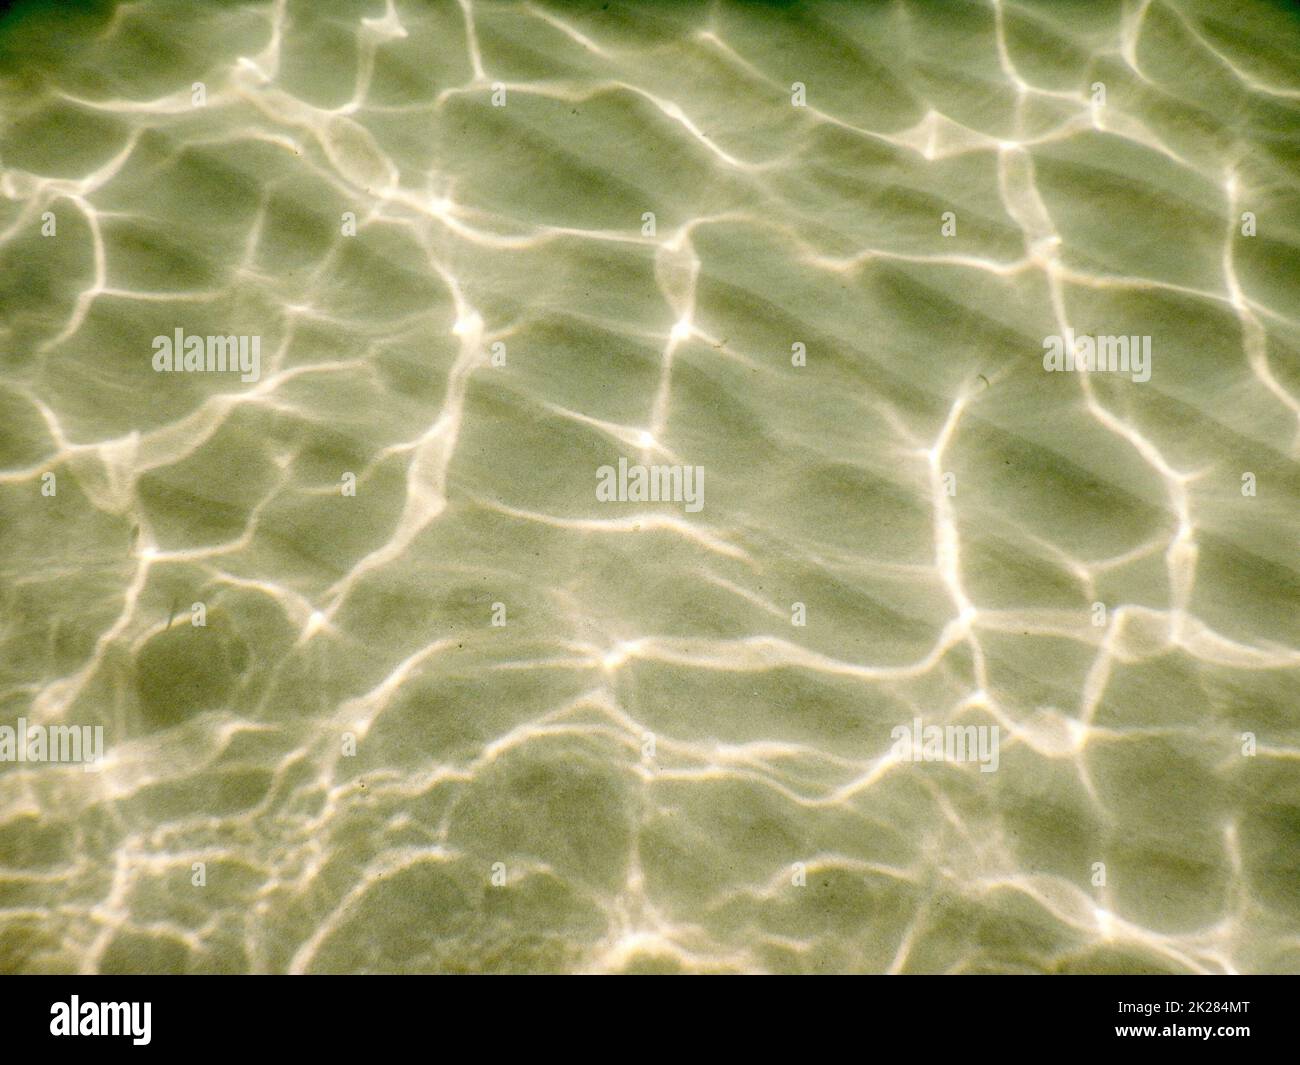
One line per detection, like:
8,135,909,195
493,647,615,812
1,0,1298,975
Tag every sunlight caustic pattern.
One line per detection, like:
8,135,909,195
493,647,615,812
0,0,1298,974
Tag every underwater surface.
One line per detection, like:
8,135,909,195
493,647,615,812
0,0,1298,973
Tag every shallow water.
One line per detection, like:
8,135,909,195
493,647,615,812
0,0,1298,974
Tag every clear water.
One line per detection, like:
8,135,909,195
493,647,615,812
0,0,1298,974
